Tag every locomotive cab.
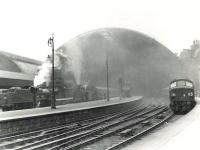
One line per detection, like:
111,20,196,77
169,79,196,114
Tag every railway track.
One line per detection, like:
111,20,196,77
61,106,170,150
105,112,173,150
0,103,172,150
0,103,146,150
47,106,162,150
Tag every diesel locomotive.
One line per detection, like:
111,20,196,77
169,79,196,114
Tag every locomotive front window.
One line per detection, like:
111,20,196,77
2,90,8,93
177,81,186,86
186,81,193,87
170,82,176,88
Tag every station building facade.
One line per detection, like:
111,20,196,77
179,40,200,89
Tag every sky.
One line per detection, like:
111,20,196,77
0,0,199,61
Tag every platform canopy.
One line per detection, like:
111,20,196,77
0,51,41,88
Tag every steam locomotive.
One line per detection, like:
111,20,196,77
169,79,196,114
0,80,131,111
0,87,51,111
73,85,120,102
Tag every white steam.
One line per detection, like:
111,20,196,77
59,42,83,85
34,41,83,87
34,58,52,87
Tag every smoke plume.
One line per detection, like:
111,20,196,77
57,41,83,85
34,41,82,87
34,57,52,87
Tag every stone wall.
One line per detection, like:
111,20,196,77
0,98,142,136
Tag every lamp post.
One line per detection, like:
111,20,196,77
106,52,109,101
48,33,56,109
103,31,112,102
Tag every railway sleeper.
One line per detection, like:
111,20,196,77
51,107,168,150
155,114,165,119
141,120,152,127
120,128,137,137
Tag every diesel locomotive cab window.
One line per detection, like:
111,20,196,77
186,81,193,87
177,81,186,86
170,82,176,88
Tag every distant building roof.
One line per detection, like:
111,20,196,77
180,49,191,59
180,40,200,59
0,51,21,72
0,51,41,65
0,51,42,88
0,70,33,80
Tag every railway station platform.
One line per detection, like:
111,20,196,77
123,97,200,150
0,96,142,136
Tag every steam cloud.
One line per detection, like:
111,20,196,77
59,42,83,85
34,58,52,87
34,41,82,87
